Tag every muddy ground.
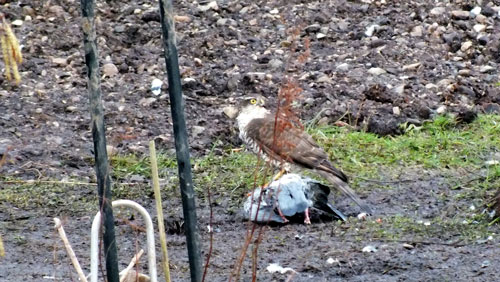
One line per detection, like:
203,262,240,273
1,0,500,281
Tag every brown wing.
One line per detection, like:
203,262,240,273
245,117,348,182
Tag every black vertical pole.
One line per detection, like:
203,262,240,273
157,0,202,281
80,1,120,281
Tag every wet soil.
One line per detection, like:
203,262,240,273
1,0,500,281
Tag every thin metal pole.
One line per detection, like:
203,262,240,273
80,1,119,281
157,0,202,281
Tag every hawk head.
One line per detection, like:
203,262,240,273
238,94,267,111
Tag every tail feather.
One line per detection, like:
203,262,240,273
317,170,373,215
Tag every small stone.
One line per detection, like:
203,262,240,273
481,260,491,268
52,57,68,66
305,24,321,33
336,63,349,72
436,105,447,114
65,106,77,112
102,63,119,77
478,36,488,45
48,5,65,17
326,257,338,264
192,126,205,137
393,106,401,116
249,18,257,26
402,62,421,71
216,18,228,26
393,84,405,95
458,69,471,76
481,6,495,17
239,6,249,14
473,24,486,33
480,65,494,73
198,1,218,12
11,20,23,26
410,25,423,37
430,7,446,15
316,33,326,39
106,145,118,157
268,59,283,70
269,8,279,15
460,41,473,52
194,58,202,67
139,97,157,107
316,75,333,84
174,15,191,23
223,106,239,119
151,78,163,96
402,243,414,250
368,67,386,75
365,24,379,37
475,14,487,23
451,10,470,20
470,7,481,17
362,245,377,253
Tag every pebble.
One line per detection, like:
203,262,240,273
192,126,205,137
430,7,446,15
269,8,279,15
174,15,191,23
223,106,239,119
402,62,421,71
475,14,487,23
402,243,414,250
393,84,405,95
52,57,68,66
216,18,228,26
365,24,379,37
139,97,157,107
106,145,118,157
151,78,163,96
479,65,494,73
316,33,326,39
368,67,386,75
451,10,470,20
11,20,23,26
393,106,401,116
48,5,65,17
305,24,321,33
458,69,471,76
316,75,333,84
336,63,349,72
410,25,423,37
460,41,473,52
198,1,218,12
102,63,119,77
436,105,447,114
470,7,482,16
268,59,283,70
65,106,77,112
473,24,486,33
362,245,377,253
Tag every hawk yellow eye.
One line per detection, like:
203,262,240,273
250,99,257,104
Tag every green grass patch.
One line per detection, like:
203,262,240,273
310,114,500,180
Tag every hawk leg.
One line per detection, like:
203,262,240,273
263,169,287,188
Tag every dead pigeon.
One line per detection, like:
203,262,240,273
243,174,346,224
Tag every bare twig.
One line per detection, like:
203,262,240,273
53,218,88,282
119,249,144,282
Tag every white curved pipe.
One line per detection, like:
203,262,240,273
90,199,157,282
